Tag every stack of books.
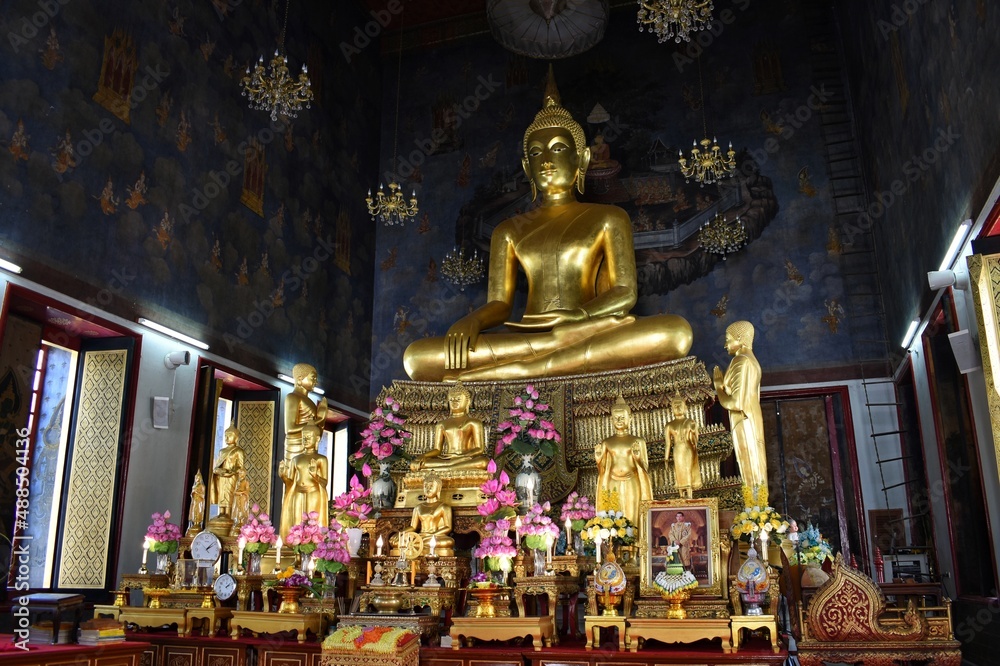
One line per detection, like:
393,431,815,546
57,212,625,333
28,621,72,645
77,618,126,645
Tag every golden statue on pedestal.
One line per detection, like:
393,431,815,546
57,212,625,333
713,321,767,500
393,474,455,557
595,396,653,527
280,363,328,538
280,424,330,531
664,395,702,498
410,383,490,473
207,423,245,537
186,470,206,537
403,70,692,382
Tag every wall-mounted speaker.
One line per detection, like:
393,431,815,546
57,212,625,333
948,329,981,374
152,396,171,429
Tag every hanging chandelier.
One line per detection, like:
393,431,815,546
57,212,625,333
241,0,312,122
698,212,746,258
637,0,714,44
366,4,418,226
678,57,736,186
440,246,485,291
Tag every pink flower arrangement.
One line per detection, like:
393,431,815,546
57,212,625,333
495,384,561,458
313,529,352,573
473,461,519,572
559,492,596,531
285,511,329,555
146,511,182,553
353,396,413,477
239,504,278,554
520,502,560,551
331,475,372,528
476,459,518,521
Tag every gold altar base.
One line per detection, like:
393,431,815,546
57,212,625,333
356,584,459,617
183,606,232,637
229,609,323,643
730,614,780,653
450,615,555,650
626,617,734,653
118,606,187,634
372,554,471,589
381,358,741,509
584,615,628,651
396,469,490,508
634,596,731,619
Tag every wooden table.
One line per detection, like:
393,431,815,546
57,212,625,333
730,614,780,652
184,606,233,637
230,609,323,643
450,615,555,650
583,614,627,651
626,616,734,653
23,592,85,644
512,574,581,644
0,636,150,665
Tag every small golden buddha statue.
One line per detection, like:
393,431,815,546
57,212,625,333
595,395,653,527
410,383,490,473
280,424,330,533
396,474,455,557
664,395,702,498
403,70,692,382
280,363,328,538
186,470,206,537
207,423,245,536
713,321,767,500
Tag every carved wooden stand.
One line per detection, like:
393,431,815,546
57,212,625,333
450,615,556,650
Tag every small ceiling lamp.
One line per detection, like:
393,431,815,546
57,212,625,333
678,57,735,186
637,0,714,44
487,0,609,59
241,0,313,122
441,246,485,292
698,212,746,259
366,4,418,226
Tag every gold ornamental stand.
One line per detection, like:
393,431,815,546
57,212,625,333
626,617,734,653
584,615,627,651
731,614,780,653
229,610,323,644
449,615,555,650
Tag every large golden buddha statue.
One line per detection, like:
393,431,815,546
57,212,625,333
403,73,692,382
410,383,490,473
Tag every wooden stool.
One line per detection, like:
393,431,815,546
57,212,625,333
584,615,627,651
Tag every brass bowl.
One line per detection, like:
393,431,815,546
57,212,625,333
371,590,406,614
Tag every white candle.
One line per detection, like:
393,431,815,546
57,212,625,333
514,516,522,545
565,517,572,539
275,536,283,566
376,535,384,557
141,538,150,565
238,536,246,568
429,535,437,557
546,538,552,564
595,535,603,565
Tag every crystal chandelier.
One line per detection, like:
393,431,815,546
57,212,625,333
241,0,312,122
678,57,736,186
366,182,418,227
698,212,746,258
366,5,419,226
441,246,485,291
637,0,714,44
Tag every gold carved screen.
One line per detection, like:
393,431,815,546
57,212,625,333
236,400,275,515
58,349,127,588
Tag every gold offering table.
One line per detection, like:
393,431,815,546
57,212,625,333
118,605,187,634
355,584,459,616
372,554,471,589
626,617,734,653
730,614,780,653
512,574,582,643
337,612,441,646
450,615,556,650
230,609,323,643
184,605,232,637
584,614,627,651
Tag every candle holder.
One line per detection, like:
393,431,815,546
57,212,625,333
391,555,409,587
370,562,386,587
423,555,441,588
565,529,576,557
138,562,149,575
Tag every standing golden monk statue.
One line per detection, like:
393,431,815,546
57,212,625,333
595,395,653,527
207,423,246,536
186,470,206,537
403,70,692,381
713,321,767,499
664,395,702,498
230,467,251,536
280,424,330,532
280,363,328,538
410,383,490,473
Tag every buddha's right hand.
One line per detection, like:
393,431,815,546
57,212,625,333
445,315,481,370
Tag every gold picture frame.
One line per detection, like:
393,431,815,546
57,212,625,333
639,497,721,598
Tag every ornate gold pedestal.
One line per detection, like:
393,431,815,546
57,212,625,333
395,469,490,508
584,615,627,651
356,585,458,617
512,574,582,644
450,615,555,650
230,610,322,643
730,614,780,653
119,606,187,634
184,606,233,637
626,617,734,653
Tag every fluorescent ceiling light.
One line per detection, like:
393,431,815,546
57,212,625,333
901,318,920,349
939,219,973,271
0,258,23,274
136,317,209,350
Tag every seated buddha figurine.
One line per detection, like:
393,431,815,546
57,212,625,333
397,474,455,557
402,72,692,382
410,383,490,473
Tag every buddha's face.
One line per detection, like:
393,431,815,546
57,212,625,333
448,391,469,414
225,428,238,445
724,331,742,356
423,478,441,500
297,368,318,390
524,127,587,198
611,406,630,429
671,401,686,418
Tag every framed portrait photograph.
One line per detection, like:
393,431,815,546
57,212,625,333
639,497,721,598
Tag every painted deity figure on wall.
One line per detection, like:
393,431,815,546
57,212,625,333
10,120,30,162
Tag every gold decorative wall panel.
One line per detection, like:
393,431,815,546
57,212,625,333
58,348,127,588
236,400,275,515
967,253,1000,488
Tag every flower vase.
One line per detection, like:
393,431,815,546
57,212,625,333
371,463,397,511
514,454,541,508
155,553,170,574
323,571,337,601
532,548,547,576
345,528,363,557
277,587,304,613
800,562,830,588
470,587,500,618
247,551,263,575
298,552,314,575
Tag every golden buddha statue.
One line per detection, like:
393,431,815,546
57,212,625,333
713,320,767,500
595,395,653,527
186,470,206,537
280,363,328,538
397,474,455,557
207,423,246,536
664,395,702,498
410,383,490,473
403,72,692,382
279,424,330,534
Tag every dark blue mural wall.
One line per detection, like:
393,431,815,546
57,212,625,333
369,0,871,397
838,0,1000,346
0,0,381,410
